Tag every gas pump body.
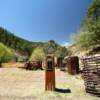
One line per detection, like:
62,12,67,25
45,55,55,91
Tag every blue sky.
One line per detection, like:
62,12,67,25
0,0,92,46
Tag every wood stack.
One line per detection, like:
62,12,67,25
81,56,100,97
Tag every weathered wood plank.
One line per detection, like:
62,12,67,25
81,56,100,97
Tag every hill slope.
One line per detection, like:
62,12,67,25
0,27,68,57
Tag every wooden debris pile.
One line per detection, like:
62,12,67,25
81,56,100,97
25,61,43,70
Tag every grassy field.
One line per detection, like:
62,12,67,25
0,67,99,100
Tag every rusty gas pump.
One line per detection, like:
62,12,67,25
45,55,55,91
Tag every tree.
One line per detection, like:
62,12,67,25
0,43,14,67
0,27,33,57
74,0,100,50
82,0,100,44
55,47,68,58
82,0,100,31
74,31,96,50
43,40,57,54
0,27,69,58
30,48,46,61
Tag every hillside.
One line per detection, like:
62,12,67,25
0,27,34,56
0,27,68,58
68,0,100,57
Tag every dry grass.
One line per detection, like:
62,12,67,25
0,68,99,100
2,62,25,68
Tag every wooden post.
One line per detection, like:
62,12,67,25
45,55,55,91
0,63,2,68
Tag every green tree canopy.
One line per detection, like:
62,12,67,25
43,40,58,54
0,43,14,63
55,47,68,58
74,0,100,50
30,48,46,61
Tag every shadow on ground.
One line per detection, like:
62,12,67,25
55,88,71,93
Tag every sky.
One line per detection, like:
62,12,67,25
0,0,92,46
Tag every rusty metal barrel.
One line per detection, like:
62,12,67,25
81,56,100,97
67,56,79,75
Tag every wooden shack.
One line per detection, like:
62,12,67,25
66,56,79,75
55,57,64,68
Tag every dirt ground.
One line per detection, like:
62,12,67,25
0,68,99,100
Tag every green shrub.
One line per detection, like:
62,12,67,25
0,43,14,64
30,48,45,61
74,31,95,50
73,0,100,50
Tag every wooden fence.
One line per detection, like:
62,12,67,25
81,56,100,97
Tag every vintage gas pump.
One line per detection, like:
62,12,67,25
45,55,55,91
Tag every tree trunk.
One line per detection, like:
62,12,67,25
0,63,2,68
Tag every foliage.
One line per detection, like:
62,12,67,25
43,40,58,54
82,0,100,31
55,47,68,57
74,0,100,50
0,27,69,58
0,43,14,63
0,27,33,56
30,48,46,61
74,31,96,50
43,40,68,57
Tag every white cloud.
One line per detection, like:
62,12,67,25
61,41,71,47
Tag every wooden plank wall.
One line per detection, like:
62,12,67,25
81,56,100,97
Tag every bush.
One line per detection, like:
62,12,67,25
0,43,14,64
55,47,68,57
74,31,95,50
30,48,45,61
73,0,100,51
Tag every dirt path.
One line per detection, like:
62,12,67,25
0,68,99,100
